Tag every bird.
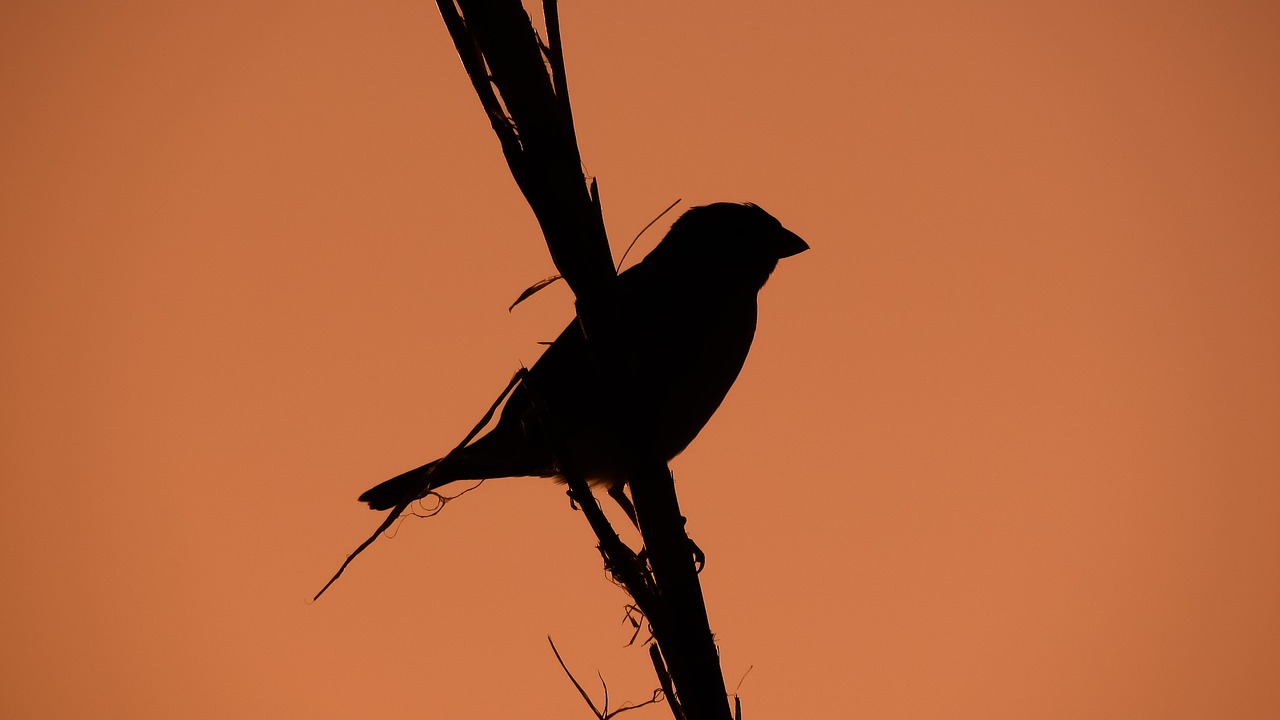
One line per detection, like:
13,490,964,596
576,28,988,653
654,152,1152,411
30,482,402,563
357,202,807,515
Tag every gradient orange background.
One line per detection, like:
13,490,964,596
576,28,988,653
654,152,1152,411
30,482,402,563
3,2,1278,718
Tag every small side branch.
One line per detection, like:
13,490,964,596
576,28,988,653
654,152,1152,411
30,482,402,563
314,370,525,601
651,644,687,720
550,637,663,720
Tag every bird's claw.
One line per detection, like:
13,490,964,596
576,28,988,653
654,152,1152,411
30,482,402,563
689,537,705,573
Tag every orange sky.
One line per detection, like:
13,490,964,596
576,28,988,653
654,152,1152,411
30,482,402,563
2,2,1278,718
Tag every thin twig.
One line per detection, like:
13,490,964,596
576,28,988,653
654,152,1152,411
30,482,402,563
509,274,563,311
549,636,605,719
650,644,686,720
313,370,525,601
616,198,682,272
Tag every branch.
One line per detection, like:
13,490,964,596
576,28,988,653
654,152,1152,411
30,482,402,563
438,0,612,295
435,3,732,718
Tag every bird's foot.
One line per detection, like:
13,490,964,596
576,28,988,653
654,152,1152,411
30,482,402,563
634,534,705,573
689,536,705,573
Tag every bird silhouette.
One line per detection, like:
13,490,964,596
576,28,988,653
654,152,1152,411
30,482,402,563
358,202,807,513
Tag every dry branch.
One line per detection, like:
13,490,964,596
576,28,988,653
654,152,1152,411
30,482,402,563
433,2,732,718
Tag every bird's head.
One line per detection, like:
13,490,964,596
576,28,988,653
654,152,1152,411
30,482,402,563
641,202,808,291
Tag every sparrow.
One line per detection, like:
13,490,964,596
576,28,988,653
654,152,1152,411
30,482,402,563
358,202,807,514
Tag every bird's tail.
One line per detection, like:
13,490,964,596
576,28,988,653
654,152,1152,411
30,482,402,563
357,438,551,511
357,460,444,511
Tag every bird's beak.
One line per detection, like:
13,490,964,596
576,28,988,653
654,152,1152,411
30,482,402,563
775,227,810,258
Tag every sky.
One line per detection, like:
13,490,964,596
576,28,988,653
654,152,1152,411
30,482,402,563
2,1,1278,718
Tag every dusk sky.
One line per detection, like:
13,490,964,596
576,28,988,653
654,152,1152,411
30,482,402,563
2,2,1278,718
